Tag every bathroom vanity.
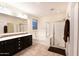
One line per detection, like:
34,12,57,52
0,32,32,56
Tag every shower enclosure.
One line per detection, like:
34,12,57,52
46,20,65,49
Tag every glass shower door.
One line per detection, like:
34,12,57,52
54,21,65,48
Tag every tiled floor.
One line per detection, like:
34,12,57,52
15,43,63,56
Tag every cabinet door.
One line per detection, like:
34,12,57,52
20,37,26,49
20,35,32,49
0,41,9,56
5,38,19,55
25,35,32,46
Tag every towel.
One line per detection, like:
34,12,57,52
64,19,70,42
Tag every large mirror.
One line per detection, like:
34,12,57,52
5,23,27,33
7,23,14,33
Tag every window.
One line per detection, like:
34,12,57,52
32,19,38,30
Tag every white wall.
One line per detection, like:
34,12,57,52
0,19,7,33
27,15,40,43
67,2,78,56
73,3,78,56
78,3,79,56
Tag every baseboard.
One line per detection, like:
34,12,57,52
48,46,66,56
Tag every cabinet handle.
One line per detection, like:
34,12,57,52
18,44,20,46
18,41,20,43
18,47,21,49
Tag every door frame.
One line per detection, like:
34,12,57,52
70,2,78,56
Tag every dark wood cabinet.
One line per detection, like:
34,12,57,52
7,38,19,55
0,35,32,56
20,35,32,49
0,41,9,56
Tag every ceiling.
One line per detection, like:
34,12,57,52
9,2,68,17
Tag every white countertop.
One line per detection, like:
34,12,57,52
0,32,28,37
0,32,32,42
